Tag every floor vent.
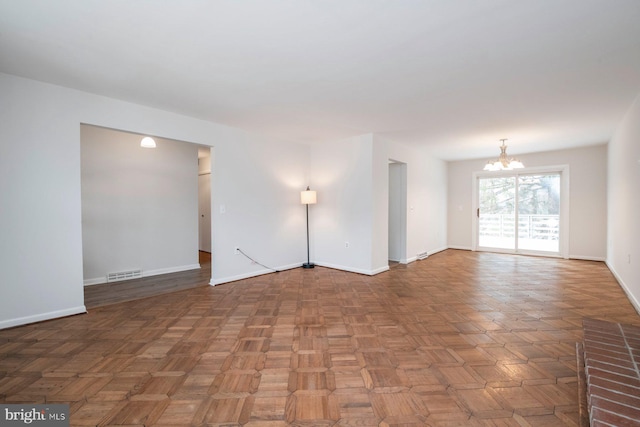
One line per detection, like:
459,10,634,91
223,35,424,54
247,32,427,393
417,252,429,260
107,269,142,282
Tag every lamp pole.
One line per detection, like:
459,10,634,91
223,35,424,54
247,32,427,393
303,202,313,268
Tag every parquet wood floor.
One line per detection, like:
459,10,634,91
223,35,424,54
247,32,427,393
2,249,639,426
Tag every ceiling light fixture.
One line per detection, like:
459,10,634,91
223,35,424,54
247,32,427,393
483,139,524,171
140,136,156,148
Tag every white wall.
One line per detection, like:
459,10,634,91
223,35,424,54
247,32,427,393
371,136,390,272
607,93,640,312
419,149,448,257
448,160,474,251
310,133,447,275
311,134,375,274
448,144,608,260
81,125,199,285
0,74,86,328
0,72,308,328
374,136,448,264
210,136,309,284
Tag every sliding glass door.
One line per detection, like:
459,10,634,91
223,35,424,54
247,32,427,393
477,172,562,255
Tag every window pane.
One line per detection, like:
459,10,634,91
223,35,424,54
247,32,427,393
479,177,516,249
517,174,560,252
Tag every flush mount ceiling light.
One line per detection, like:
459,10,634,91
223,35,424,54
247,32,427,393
483,139,524,171
140,136,156,148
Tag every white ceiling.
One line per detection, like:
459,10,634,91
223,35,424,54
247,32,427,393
1,0,639,160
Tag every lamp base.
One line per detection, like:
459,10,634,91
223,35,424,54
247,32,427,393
302,263,315,269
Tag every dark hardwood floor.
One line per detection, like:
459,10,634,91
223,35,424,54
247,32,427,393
84,252,211,309
2,250,639,426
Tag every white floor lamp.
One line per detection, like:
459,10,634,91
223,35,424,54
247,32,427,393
300,186,317,269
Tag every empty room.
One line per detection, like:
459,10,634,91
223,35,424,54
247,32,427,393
1,1,639,426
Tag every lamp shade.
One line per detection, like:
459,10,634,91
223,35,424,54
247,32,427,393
300,187,317,205
140,136,156,148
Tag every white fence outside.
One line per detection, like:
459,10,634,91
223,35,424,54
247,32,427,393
479,214,559,252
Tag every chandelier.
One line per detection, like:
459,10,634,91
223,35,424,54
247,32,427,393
483,139,524,171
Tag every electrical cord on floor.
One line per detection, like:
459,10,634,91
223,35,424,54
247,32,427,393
237,248,280,273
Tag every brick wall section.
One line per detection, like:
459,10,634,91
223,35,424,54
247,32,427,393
582,318,640,427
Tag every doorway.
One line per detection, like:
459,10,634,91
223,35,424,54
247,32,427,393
388,160,407,264
474,167,568,257
80,124,213,288
198,148,212,253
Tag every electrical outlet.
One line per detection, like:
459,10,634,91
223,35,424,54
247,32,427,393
234,247,240,255
345,242,349,248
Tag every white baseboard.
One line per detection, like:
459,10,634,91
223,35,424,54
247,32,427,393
276,262,306,272
445,247,605,262
606,261,640,315
83,277,106,286
371,265,391,275
214,261,392,279
211,269,272,286
84,263,201,286
0,305,87,330
145,264,201,277
569,255,606,262
210,262,301,286
314,262,389,276
392,257,414,264
428,246,449,256
447,245,473,251
213,251,467,285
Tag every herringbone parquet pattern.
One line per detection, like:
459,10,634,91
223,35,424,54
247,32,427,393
1,250,639,426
